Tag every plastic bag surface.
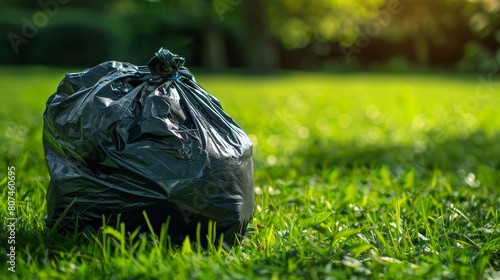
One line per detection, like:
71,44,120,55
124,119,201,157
43,48,254,245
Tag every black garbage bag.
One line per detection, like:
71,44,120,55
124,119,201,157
43,48,254,246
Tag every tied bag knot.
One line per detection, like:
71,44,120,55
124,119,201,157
147,48,186,78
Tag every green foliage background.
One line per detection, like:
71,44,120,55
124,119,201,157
1,0,500,71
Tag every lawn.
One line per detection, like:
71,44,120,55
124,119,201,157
1,66,500,279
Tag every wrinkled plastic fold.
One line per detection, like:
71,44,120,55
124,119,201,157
43,48,254,246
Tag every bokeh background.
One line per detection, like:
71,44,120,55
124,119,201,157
1,2,500,278
1,0,500,73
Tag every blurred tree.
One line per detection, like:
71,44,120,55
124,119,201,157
160,0,228,71
2,0,119,10
3,0,499,71
244,0,278,73
163,0,278,73
266,0,386,49
377,0,500,71
236,0,386,72
456,0,500,72
264,0,500,71
375,0,463,67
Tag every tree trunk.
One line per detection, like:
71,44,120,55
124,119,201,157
202,6,227,71
414,32,429,67
243,0,278,74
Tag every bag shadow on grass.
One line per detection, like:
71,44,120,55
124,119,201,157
0,213,231,270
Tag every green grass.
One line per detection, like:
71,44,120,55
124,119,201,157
1,66,500,279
